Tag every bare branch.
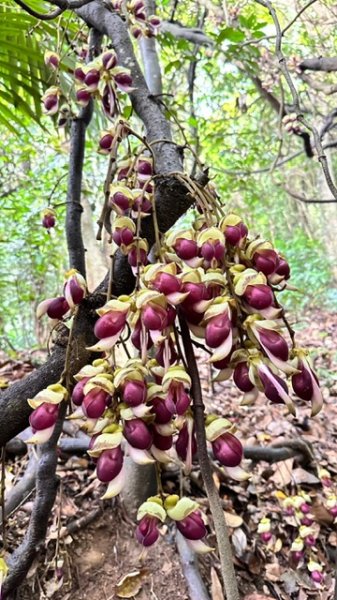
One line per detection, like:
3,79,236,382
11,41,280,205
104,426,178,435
300,57,337,72
255,0,337,200
139,0,163,95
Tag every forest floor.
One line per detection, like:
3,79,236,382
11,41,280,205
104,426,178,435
2,308,337,600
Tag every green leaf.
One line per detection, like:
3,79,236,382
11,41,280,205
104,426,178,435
217,27,245,44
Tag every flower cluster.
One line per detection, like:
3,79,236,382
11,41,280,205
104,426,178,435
42,48,134,120
135,496,212,553
111,0,161,39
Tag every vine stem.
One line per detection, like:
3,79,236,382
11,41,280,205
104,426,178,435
179,316,239,600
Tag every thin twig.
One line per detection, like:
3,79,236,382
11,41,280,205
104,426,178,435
179,315,240,600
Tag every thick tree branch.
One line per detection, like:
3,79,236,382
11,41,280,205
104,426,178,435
139,0,163,95
161,21,213,46
300,57,337,72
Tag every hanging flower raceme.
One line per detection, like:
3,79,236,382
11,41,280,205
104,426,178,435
203,298,234,362
165,496,213,553
136,497,166,547
220,214,248,248
89,297,132,352
291,349,323,416
162,366,192,417
88,428,125,498
205,417,248,481
28,383,67,443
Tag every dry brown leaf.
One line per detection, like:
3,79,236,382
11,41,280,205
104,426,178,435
311,502,334,526
273,538,282,553
224,511,243,528
292,468,319,485
270,458,294,487
115,569,148,598
211,567,224,600
265,562,281,582
231,527,247,558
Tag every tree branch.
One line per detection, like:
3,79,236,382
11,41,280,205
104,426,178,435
139,0,163,95
179,316,240,600
299,57,337,72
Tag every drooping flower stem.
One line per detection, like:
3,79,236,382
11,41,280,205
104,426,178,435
179,316,240,600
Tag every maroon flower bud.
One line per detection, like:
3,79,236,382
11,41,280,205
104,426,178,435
30,402,59,431
304,535,316,547
102,50,117,70
150,396,172,424
135,10,146,20
166,384,190,416
42,211,56,229
112,227,134,247
131,320,153,351
244,284,273,310
128,247,148,268
99,133,114,153
74,66,85,82
175,423,197,461
76,88,91,106
123,380,147,407
131,25,143,38
64,277,85,306
114,72,133,92
330,506,337,517
142,304,168,331
96,447,123,482
205,313,231,349
133,194,152,214
102,83,116,117
233,362,254,392
153,273,181,296
175,239,198,261
94,311,126,339
43,93,59,115
123,418,153,449
259,329,289,361
292,550,304,562
201,240,225,262
136,158,153,179
155,339,178,367
46,296,69,319
292,362,313,401
212,432,243,467
44,51,60,70
152,428,173,450
311,571,323,584
82,388,110,419
136,515,159,547
253,249,279,276
259,369,288,404
224,222,248,246
182,282,211,305
260,532,272,543
177,511,207,540
109,191,130,213
84,68,100,91
213,356,231,370
276,258,290,279
71,377,89,406
300,503,311,514
148,15,161,28
301,516,313,526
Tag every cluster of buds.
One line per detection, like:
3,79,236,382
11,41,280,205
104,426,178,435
111,0,161,39
37,269,87,321
282,113,302,135
42,48,134,121
136,496,212,553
